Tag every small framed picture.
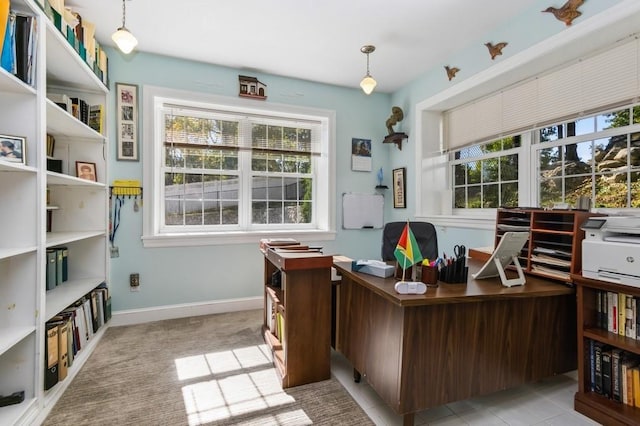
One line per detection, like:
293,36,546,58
393,167,406,209
76,161,97,182
0,134,26,165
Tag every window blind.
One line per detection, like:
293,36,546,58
444,37,640,150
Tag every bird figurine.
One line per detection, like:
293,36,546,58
542,0,584,26
444,66,460,81
485,42,508,60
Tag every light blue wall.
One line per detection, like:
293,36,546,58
107,0,624,311
107,50,393,310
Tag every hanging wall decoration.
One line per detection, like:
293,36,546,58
444,66,460,81
485,42,508,60
116,82,139,161
542,0,584,26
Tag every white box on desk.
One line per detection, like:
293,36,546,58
352,260,394,278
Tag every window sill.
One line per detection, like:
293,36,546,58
142,229,337,248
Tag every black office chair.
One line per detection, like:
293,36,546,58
381,221,438,262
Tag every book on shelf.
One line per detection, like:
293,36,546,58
619,293,626,337
1,11,38,86
1,10,15,75
633,367,640,407
44,323,59,390
602,349,612,398
47,92,72,114
70,96,88,124
612,348,623,402
0,0,9,51
46,249,57,290
593,342,607,395
88,104,104,134
57,320,68,381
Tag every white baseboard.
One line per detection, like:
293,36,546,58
110,296,263,327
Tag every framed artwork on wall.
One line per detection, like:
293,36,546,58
116,82,139,161
393,167,406,208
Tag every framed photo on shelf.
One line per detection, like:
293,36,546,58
0,134,26,165
116,82,139,161
76,161,97,182
393,167,406,208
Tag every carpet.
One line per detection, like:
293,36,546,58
43,309,374,425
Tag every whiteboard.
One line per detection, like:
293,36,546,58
342,193,384,229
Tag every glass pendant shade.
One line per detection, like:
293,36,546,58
360,75,377,95
112,27,138,54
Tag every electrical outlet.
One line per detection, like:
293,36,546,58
130,273,140,287
110,246,119,258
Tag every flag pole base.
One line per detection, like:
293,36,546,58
394,281,427,295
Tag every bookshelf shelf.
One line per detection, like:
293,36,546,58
0,1,110,424
574,275,640,425
260,242,333,388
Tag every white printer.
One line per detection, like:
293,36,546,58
582,216,640,287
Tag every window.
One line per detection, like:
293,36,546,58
449,103,640,212
143,87,335,247
451,136,521,209
535,105,640,209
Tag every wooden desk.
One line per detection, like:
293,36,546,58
333,258,577,425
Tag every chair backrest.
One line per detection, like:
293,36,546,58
381,221,438,262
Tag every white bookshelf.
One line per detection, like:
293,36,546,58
0,0,109,424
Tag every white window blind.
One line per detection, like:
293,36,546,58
444,37,640,150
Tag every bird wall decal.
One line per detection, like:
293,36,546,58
444,66,460,81
542,0,584,26
485,42,508,60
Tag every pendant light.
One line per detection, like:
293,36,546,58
112,0,138,54
359,45,377,95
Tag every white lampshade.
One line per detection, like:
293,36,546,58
112,27,138,54
360,75,377,95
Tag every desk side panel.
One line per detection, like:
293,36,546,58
337,274,404,409
399,294,577,412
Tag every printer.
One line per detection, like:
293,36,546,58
582,216,640,287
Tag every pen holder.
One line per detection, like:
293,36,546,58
421,265,439,287
438,259,468,284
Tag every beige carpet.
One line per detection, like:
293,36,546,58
43,309,373,426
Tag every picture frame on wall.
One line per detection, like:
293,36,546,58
393,167,406,208
0,134,26,165
76,161,97,182
116,82,139,161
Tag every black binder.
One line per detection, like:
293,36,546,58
44,324,59,390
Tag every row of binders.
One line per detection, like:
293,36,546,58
595,290,640,339
45,283,111,390
589,341,640,408
40,0,108,86
0,3,38,86
46,246,67,290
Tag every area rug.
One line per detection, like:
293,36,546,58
43,309,373,425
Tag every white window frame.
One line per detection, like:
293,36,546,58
142,86,336,248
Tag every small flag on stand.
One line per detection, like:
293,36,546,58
394,221,424,272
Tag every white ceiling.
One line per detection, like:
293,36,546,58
63,0,637,94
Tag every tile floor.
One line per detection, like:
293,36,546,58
330,351,601,425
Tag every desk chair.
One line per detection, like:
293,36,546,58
381,221,438,262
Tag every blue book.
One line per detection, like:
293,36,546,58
0,11,15,74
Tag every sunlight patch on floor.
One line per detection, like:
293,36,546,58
177,344,306,425
175,344,272,380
